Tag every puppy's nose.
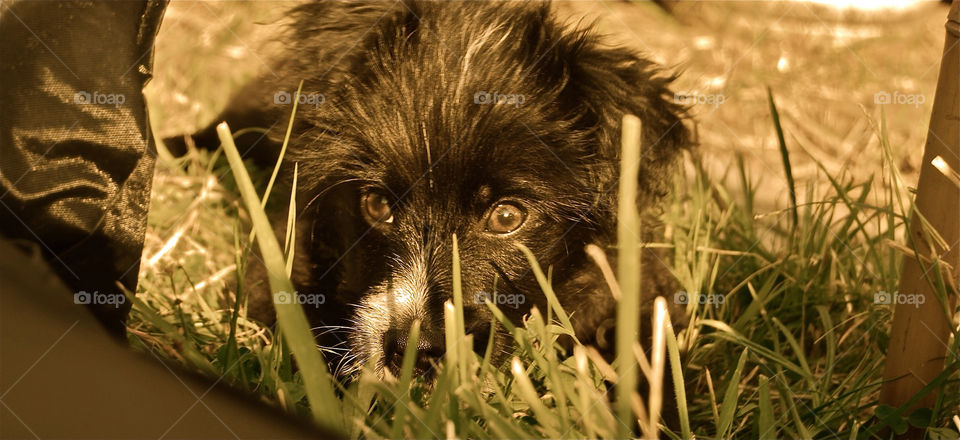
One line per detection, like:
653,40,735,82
382,324,444,376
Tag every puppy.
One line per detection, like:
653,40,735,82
177,1,691,378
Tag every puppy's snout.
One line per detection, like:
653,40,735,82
382,323,445,376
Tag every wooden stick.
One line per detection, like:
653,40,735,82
880,1,960,435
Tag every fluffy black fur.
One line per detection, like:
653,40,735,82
178,1,691,378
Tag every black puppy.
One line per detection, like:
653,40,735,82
177,1,691,378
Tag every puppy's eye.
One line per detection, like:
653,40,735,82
362,192,394,224
486,202,526,234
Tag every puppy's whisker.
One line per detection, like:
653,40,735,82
300,177,366,216
335,354,357,378
310,325,353,331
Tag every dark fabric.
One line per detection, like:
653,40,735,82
0,0,166,336
0,238,338,439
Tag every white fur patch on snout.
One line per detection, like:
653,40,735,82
347,255,434,375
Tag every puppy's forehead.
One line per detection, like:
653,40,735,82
344,6,566,143
333,2,592,204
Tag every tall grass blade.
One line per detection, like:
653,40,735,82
261,80,303,209
616,114,643,439
451,234,468,383
215,122,343,433
767,86,798,228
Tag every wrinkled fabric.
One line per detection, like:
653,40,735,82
0,0,167,336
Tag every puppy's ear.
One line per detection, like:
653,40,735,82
559,35,692,206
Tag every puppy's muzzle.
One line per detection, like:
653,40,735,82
382,318,444,377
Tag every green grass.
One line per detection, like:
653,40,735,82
133,103,959,438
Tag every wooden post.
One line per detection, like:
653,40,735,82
879,0,960,434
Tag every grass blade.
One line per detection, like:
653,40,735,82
767,86,798,228
451,234,468,383
717,347,749,437
216,122,343,433
758,374,775,438
516,244,576,337
616,114,643,439
261,80,303,209
390,319,421,440
665,313,691,439
510,357,560,437
284,163,298,277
